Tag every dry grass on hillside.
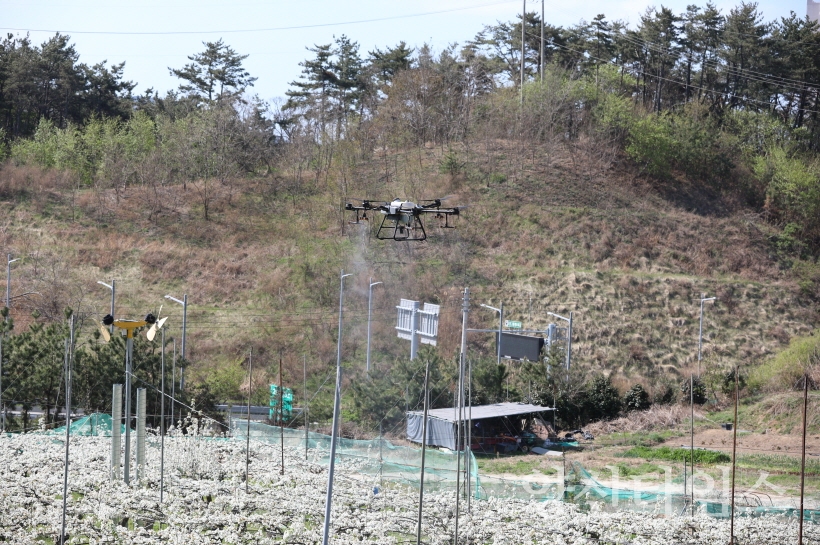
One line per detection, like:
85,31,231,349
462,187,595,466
0,137,815,396
584,404,695,436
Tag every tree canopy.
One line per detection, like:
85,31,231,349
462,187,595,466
169,38,257,103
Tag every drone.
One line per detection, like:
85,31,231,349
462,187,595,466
345,198,461,241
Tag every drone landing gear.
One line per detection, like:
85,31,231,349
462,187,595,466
436,212,458,229
376,216,427,241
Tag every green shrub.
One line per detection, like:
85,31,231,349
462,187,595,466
748,334,820,392
653,384,676,405
680,376,707,404
720,368,747,397
584,375,622,421
626,114,676,177
622,446,730,464
438,151,464,176
623,384,651,412
754,146,820,242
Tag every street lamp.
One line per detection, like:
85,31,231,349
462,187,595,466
6,254,20,313
322,270,352,545
366,278,383,376
479,302,504,367
97,280,116,334
547,311,573,374
164,294,187,389
698,295,716,376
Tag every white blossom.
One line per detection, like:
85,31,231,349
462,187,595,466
0,433,816,544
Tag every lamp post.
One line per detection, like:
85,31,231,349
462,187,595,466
322,270,352,545
97,280,116,334
366,278,382,376
6,254,19,315
164,294,187,389
547,311,573,375
479,303,504,366
697,295,716,377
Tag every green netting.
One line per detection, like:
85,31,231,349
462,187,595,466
46,413,125,436
479,460,820,521
40,414,820,521
234,422,820,520
233,420,480,495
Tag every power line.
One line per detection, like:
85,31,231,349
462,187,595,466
544,37,820,116
520,23,820,96
0,1,519,36
608,29,820,94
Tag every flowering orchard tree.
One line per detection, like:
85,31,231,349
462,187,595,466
0,432,815,543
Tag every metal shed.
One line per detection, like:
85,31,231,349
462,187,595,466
406,402,554,450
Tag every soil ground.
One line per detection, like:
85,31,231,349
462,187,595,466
478,426,820,509
659,428,820,457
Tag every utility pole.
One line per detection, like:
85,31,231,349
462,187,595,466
698,295,716,377
690,373,694,516
279,352,284,475
160,327,166,503
164,293,188,388
799,372,809,545
729,366,739,542
59,316,74,545
322,271,352,545
366,278,382,375
0,338,3,433
454,287,469,545
467,356,473,512
416,359,430,545
304,354,308,461
6,254,19,316
97,280,116,334
540,0,544,83
171,339,176,428
59,338,70,545
520,0,526,104
245,347,253,494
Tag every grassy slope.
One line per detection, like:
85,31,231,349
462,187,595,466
0,137,816,405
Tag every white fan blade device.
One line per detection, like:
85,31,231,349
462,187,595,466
99,321,111,342
147,315,168,341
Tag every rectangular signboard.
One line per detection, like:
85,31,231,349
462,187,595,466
418,302,440,346
505,320,523,330
496,332,544,362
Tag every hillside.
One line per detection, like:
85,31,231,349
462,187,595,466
2,4,820,430
1,131,816,427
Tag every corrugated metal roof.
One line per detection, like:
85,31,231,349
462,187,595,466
408,402,554,423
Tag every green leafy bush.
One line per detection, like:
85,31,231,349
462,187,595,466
680,377,707,404
438,151,464,176
748,334,820,392
622,446,730,464
626,114,676,177
623,384,651,412
754,146,820,246
584,375,622,421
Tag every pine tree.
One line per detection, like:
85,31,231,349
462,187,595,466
169,39,257,103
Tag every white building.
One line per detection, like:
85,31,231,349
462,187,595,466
809,0,820,24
